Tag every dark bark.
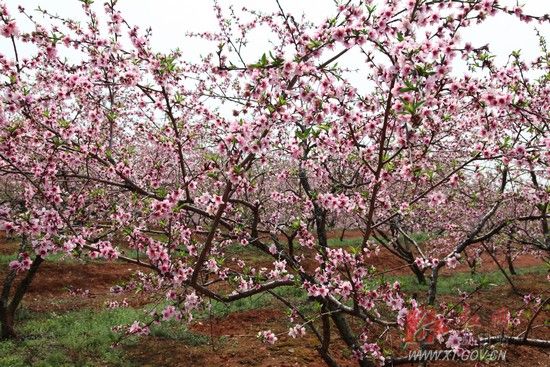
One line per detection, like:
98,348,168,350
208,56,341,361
479,335,550,348
482,243,520,294
505,240,517,275
317,347,340,367
330,310,374,367
0,308,15,339
339,227,347,241
463,249,478,275
427,267,440,305
506,253,517,275
410,263,427,285
1,254,43,339
530,171,549,252
0,269,17,339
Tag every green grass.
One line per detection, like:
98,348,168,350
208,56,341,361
224,243,273,261
0,251,124,268
327,237,363,248
328,233,432,248
201,285,309,319
0,306,208,367
0,252,76,267
0,308,137,366
149,320,210,346
0,287,306,367
1,232,546,366
1,260,546,366
372,265,548,295
0,252,18,266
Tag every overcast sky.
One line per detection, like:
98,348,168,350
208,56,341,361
1,0,549,78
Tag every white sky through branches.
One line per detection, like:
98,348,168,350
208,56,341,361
0,0,548,88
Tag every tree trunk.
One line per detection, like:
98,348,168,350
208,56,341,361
482,243,520,295
0,307,16,339
330,309,374,367
410,263,426,284
505,241,517,275
339,227,347,242
1,268,18,339
0,255,43,340
506,254,517,275
463,249,477,275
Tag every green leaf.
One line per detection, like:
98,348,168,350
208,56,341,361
307,39,322,50
174,92,185,103
159,55,177,74
295,128,312,141
106,111,117,122
317,123,331,132
51,136,65,147
58,119,70,128
269,51,284,67
399,79,418,93
51,32,62,45
154,187,167,199
250,53,270,69
415,64,435,77
501,136,512,149
204,152,220,162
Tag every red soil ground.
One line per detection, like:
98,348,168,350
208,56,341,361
0,232,548,366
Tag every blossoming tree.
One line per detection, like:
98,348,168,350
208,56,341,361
0,0,549,365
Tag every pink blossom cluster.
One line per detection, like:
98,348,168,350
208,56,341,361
257,330,278,344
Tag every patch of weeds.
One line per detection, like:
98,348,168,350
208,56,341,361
372,265,548,295
224,243,272,263
149,321,209,346
14,306,34,322
205,294,270,318
0,252,18,266
1,305,217,366
1,252,81,267
0,307,147,366
328,237,362,249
